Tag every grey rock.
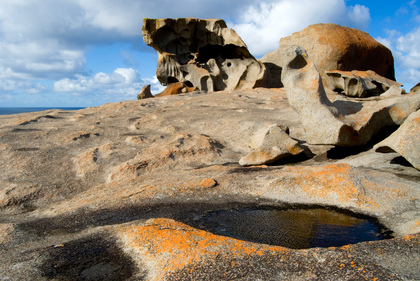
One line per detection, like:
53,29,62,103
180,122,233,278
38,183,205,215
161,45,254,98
375,109,420,170
0,80,419,280
282,45,420,146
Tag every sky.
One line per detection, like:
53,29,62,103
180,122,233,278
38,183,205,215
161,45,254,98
0,0,420,107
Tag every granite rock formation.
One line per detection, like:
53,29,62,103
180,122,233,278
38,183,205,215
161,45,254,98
375,109,420,170
260,23,395,88
281,45,420,146
142,18,270,92
1,88,419,280
325,70,403,97
0,20,419,280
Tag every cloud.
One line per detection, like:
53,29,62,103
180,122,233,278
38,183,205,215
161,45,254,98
229,0,370,56
53,68,164,100
377,26,420,89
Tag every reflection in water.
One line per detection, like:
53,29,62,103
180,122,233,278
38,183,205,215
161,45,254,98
191,207,392,249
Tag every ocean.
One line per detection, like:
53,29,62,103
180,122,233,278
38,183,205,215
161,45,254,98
0,107,85,116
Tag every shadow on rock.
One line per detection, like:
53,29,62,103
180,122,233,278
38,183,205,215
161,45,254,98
40,234,142,281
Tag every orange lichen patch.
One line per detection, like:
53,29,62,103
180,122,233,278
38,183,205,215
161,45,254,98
190,178,218,189
402,234,417,241
272,164,385,208
117,218,287,278
286,143,303,155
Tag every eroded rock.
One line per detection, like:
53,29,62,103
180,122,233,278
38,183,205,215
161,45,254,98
375,110,420,170
0,84,419,280
282,45,420,146
325,70,403,97
260,23,395,87
142,18,270,91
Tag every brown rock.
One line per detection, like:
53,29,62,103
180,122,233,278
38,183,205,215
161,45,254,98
260,23,395,87
325,70,403,97
154,82,197,97
410,82,420,93
142,18,271,91
137,84,154,100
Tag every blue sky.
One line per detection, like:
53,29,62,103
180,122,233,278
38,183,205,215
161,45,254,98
1,0,419,107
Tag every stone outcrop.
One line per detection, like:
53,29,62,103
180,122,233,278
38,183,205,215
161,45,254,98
1,19,420,280
325,70,403,97
239,124,303,166
260,23,395,87
281,45,420,146
142,18,270,92
0,88,419,280
375,110,420,170
137,84,153,99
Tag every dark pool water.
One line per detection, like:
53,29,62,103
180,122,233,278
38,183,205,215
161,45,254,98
187,206,392,249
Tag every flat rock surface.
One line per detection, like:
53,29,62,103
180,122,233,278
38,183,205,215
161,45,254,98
0,88,419,280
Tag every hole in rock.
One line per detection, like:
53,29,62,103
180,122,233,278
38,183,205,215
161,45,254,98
183,205,393,249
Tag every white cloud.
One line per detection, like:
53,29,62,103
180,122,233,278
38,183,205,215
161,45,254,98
53,68,164,99
377,27,420,89
229,0,370,56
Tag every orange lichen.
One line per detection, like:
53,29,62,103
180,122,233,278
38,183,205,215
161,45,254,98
118,218,288,278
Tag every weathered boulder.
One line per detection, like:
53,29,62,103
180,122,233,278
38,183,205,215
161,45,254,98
325,70,403,97
137,84,153,100
375,110,420,170
281,45,358,146
260,23,395,87
281,45,420,146
239,124,303,166
142,18,271,91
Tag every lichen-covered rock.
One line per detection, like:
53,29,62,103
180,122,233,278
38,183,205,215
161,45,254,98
142,18,270,91
375,110,420,170
260,23,395,87
325,70,403,97
0,86,419,280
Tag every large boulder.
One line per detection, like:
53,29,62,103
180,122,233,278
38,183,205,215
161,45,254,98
142,18,271,91
281,45,420,146
260,23,395,87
